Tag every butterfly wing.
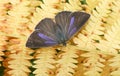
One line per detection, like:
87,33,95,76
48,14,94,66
35,18,56,31
66,11,90,38
26,18,58,48
55,11,72,41
55,11,90,41
55,11,71,27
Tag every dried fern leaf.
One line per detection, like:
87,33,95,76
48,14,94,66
81,51,105,76
0,1,12,36
5,38,33,73
109,55,120,76
42,0,61,5
0,1,36,75
64,0,82,11
105,20,120,44
0,35,8,62
73,0,114,51
74,51,85,76
95,19,120,55
0,0,10,67
8,0,21,4
4,36,34,76
7,51,33,76
56,45,78,76
105,0,120,28
86,0,101,11
5,1,31,37
33,48,56,76
31,0,63,26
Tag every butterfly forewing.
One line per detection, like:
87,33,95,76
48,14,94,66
66,12,90,38
55,11,71,27
54,11,90,41
26,18,58,48
55,11,72,34
54,11,72,42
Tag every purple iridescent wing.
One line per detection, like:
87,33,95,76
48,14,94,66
26,18,58,48
66,12,90,38
55,11,90,41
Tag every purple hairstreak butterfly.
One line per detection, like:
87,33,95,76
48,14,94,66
26,11,90,48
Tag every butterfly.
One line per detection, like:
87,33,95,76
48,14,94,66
26,11,90,48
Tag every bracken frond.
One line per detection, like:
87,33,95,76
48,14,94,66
6,1,31,37
86,0,101,12
4,37,34,76
6,51,33,76
56,45,79,76
109,55,120,76
33,48,56,76
31,0,63,26
105,0,120,28
64,0,82,11
0,1,36,76
95,19,120,55
73,0,114,51
0,35,7,51
0,0,9,67
0,35,8,66
81,51,105,76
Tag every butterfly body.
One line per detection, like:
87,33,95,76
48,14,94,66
26,11,90,48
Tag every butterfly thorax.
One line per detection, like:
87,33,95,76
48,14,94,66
56,29,67,46
59,35,67,46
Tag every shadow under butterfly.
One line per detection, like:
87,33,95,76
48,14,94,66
26,11,90,48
